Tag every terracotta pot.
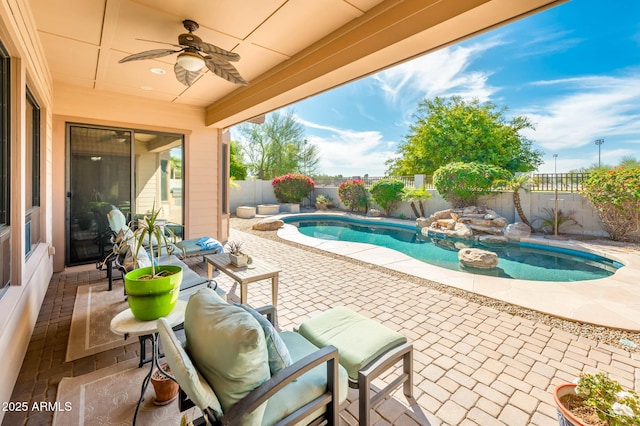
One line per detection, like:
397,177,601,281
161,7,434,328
553,383,586,426
151,363,179,406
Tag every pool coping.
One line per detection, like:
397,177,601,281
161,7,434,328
275,212,640,331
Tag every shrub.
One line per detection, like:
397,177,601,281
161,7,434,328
369,178,405,216
314,194,333,210
433,162,512,207
271,173,315,203
581,167,640,241
337,179,369,213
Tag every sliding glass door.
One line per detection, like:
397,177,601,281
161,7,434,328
66,125,184,266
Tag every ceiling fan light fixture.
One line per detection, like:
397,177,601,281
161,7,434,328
177,51,204,72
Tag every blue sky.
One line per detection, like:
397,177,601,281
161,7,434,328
236,0,640,176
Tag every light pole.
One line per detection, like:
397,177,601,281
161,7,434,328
595,139,604,168
553,154,558,236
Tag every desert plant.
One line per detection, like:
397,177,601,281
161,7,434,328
337,179,369,213
111,203,177,278
271,173,315,203
531,208,580,234
495,173,535,227
401,186,432,218
433,162,512,208
314,194,333,210
369,178,405,216
581,167,640,241
225,240,245,255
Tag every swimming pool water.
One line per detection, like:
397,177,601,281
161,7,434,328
283,217,619,282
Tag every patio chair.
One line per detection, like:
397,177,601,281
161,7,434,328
157,288,348,425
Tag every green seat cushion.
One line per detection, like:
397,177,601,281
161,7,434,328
262,331,349,426
298,307,407,381
237,304,293,376
185,288,270,426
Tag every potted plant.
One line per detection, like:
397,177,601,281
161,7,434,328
120,203,183,320
553,372,639,425
151,362,179,405
226,240,250,267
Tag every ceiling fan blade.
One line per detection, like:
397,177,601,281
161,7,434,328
136,38,183,49
197,41,240,62
204,56,248,85
119,49,181,63
174,63,201,86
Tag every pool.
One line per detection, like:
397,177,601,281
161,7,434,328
282,215,621,282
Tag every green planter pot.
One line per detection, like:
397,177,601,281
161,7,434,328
124,265,182,321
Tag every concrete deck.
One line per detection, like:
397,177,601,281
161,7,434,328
276,213,640,331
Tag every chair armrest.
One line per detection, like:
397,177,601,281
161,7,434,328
221,345,340,426
254,305,276,325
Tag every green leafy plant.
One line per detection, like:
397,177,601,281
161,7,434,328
433,162,512,208
314,194,333,210
572,372,640,425
401,186,432,218
531,208,580,234
111,203,177,279
581,167,640,241
337,179,369,213
369,178,405,216
272,173,315,203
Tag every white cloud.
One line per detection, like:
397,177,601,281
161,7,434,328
371,38,503,107
520,75,640,151
297,117,396,176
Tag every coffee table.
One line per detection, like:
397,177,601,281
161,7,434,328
204,253,281,307
110,300,187,425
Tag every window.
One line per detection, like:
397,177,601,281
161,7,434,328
25,89,41,256
0,40,10,295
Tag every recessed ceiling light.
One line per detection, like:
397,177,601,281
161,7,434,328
150,68,166,75
140,86,153,91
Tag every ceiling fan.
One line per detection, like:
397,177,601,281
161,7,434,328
119,19,248,87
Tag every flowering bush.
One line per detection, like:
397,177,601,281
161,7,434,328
581,167,640,241
573,372,640,425
337,179,368,213
271,173,315,203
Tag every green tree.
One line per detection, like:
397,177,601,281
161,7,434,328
229,140,247,180
433,162,512,207
386,96,542,176
401,186,432,218
237,110,320,179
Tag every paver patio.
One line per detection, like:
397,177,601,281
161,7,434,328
4,223,640,425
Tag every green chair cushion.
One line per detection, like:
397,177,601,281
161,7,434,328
298,307,407,381
262,331,349,426
237,304,293,376
157,318,223,418
185,288,270,426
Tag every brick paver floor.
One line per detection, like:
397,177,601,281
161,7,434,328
4,226,640,425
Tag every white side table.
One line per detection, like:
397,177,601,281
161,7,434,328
110,300,187,425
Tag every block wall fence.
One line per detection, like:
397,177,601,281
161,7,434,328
229,179,614,238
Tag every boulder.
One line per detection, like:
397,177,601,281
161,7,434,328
416,217,430,229
505,222,532,241
458,248,499,269
367,209,382,217
469,224,504,235
252,218,284,231
478,235,508,244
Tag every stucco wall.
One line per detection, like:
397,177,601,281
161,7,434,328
0,0,55,420
230,181,609,238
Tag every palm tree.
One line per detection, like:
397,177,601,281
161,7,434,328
401,187,432,218
497,174,534,227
